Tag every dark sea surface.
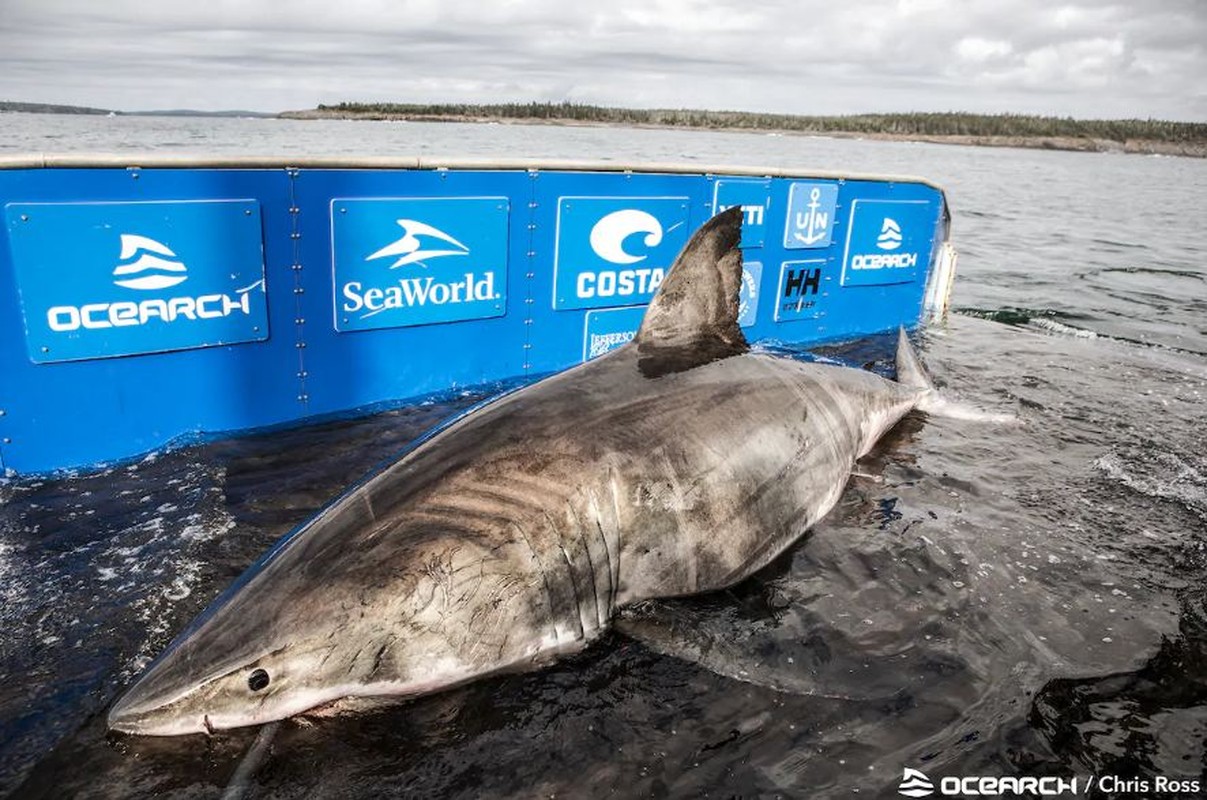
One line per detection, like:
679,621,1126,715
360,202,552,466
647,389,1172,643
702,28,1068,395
1,114,1205,798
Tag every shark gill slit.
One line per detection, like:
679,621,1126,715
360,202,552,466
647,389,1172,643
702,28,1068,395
587,490,618,620
545,509,592,640
572,501,610,628
508,520,562,648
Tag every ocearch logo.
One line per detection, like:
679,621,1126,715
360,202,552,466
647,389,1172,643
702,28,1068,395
112,234,188,290
899,768,935,797
896,767,1079,796
877,218,903,251
45,232,257,332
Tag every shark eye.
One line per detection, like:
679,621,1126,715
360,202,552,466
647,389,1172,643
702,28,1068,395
248,669,271,692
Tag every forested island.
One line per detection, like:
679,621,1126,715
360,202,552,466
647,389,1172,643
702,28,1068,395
0,101,113,115
283,102,1207,157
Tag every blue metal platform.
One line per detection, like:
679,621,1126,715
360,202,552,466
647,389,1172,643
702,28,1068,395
0,156,955,475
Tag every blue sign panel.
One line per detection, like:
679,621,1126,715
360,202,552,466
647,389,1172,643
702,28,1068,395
713,179,770,249
332,197,509,331
553,196,690,311
5,200,268,364
775,259,828,322
582,306,646,361
840,199,936,287
784,182,838,249
739,261,762,328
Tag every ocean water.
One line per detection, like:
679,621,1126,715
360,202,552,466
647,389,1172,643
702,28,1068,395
1,114,1205,799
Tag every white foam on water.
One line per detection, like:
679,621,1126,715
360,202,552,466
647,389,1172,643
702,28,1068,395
1095,451,1207,519
118,509,237,680
1031,317,1099,339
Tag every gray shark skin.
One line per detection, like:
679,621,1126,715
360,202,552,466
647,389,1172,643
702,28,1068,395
108,207,931,736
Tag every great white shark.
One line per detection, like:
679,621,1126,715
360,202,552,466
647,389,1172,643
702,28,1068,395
109,206,951,736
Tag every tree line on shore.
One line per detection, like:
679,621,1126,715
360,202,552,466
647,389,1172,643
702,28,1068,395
315,102,1205,144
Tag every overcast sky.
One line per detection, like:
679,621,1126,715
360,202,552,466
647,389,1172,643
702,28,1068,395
1,0,1204,120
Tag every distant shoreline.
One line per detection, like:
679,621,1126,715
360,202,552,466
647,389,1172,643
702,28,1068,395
279,108,1207,158
6,100,1203,158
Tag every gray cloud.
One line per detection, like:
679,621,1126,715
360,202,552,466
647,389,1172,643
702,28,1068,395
0,0,1203,119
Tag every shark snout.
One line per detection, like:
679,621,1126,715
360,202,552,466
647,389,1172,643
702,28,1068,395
107,687,209,736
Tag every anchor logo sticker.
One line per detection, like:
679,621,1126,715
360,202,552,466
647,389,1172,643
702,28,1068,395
793,187,830,245
784,182,838,250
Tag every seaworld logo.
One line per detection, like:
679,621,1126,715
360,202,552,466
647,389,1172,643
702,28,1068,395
341,217,501,319
365,219,470,268
331,198,508,331
342,273,498,317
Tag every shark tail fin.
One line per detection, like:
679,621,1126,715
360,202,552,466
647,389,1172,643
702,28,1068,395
895,327,1018,424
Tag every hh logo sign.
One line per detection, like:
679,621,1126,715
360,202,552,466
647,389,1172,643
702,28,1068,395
332,197,509,332
5,200,268,364
775,260,826,322
841,199,937,287
553,196,690,311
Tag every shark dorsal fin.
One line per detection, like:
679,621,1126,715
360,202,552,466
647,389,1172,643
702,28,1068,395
633,206,749,377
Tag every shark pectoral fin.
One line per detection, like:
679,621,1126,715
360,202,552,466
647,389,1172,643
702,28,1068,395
633,207,749,378
895,327,1019,424
615,600,863,700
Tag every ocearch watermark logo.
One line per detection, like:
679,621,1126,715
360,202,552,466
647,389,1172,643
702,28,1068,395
46,232,257,332
897,767,1079,797
898,768,935,797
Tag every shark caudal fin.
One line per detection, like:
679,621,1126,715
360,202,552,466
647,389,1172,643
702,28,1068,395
896,327,1017,423
632,206,749,377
